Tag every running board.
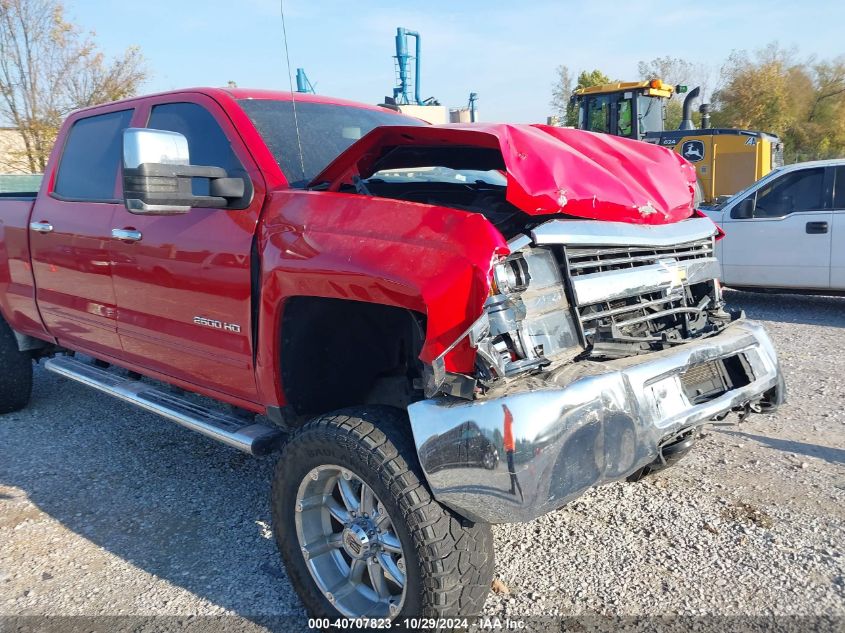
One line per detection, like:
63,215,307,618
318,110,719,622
44,356,283,456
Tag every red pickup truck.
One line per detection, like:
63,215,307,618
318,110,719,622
0,88,784,620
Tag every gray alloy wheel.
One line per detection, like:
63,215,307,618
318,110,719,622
272,407,495,620
294,464,406,618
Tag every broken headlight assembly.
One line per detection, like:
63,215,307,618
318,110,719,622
425,247,582,398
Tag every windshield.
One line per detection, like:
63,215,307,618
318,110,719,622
637,95,663,137
237,99,425,187
585,95,611,133
368,167,506,187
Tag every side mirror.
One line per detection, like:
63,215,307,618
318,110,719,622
122,128,250,215
731,196,755,220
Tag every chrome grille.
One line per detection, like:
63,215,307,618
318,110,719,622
566,238,714,277
562,237,718,345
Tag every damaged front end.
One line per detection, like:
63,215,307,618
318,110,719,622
411,216,785,524
425,216,735,399
410,317,784,524
423,240,581,398
309,121,717,397
309,121,785,524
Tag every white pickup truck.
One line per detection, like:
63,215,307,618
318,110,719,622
703,159,845,292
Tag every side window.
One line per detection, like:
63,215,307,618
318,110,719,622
834,166,845,210
617,98,633,138
754,168,824,218
147,102,243,196
54,109,133,201
587,95,610,134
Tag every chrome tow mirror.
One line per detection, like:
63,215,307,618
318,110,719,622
122,128,251,215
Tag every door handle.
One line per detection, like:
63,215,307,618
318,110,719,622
29,221,53,234
806,221,829,234
112,228,143,242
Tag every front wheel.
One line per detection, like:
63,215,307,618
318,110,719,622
271,407,495,620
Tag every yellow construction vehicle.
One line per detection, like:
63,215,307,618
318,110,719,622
571,79,784,205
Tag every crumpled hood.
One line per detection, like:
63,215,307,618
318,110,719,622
310,123,698,225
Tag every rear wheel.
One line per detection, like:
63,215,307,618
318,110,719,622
0,320,32,414
271,407,495,620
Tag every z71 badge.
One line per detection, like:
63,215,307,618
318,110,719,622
193,316,241,333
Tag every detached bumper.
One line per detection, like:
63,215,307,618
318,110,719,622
407,319,784,524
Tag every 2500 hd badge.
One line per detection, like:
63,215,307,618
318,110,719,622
193,316,241,333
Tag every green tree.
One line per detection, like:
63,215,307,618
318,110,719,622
712,45,797,133
713,43,845,162
575,69,611,90
793,58,845,161
0,0,147,173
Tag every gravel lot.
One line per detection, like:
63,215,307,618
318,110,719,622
1,290,843,629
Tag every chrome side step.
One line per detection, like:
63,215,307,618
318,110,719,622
44,356,283,456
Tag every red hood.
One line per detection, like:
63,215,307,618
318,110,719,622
309,123,698,225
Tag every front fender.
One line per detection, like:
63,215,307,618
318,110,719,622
253,190,508,405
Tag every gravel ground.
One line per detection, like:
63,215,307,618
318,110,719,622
1,290,843,629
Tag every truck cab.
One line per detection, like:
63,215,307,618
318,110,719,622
572,79,671,141
704,159,845,291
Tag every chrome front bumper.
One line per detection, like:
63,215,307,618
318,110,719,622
407,319,784,524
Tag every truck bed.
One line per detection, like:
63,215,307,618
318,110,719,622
0,173,42,196
0,196,45,340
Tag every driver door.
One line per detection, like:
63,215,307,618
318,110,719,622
110,96,265,402
720,166,832,289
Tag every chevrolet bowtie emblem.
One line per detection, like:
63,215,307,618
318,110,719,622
657,258,687,293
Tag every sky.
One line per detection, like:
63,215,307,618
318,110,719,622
69,0,844,123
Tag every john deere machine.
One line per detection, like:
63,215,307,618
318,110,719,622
571,80,784,205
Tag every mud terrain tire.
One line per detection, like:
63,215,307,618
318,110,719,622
271,406,495,620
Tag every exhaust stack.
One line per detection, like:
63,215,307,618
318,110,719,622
679,86,700,131
699,102,711,130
